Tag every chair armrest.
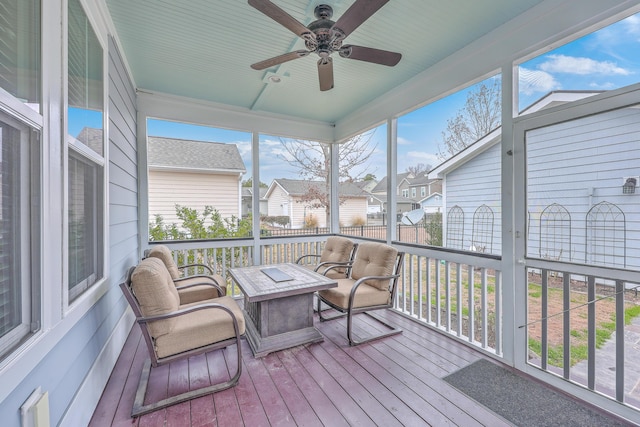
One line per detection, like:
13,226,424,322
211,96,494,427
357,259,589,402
295,254,321,264
321,261,354,274
178,263,214,274
175,280,225,297
315,260,353,276
350,274,400,294
137,302,241,325
174,274,221,285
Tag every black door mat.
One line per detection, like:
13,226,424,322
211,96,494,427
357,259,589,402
444,359,633,426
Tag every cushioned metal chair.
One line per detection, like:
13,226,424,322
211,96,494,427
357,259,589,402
145,244,226,304
317,242,405,345
295,236,357,279
120,257,245,417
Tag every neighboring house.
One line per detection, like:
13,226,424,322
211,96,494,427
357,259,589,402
407,174,442,201
420,192,443,214
241,187,268,217
147,136,246,226
429,90,640,267
265,178,368,228
76,127,104,154
370,172,442,216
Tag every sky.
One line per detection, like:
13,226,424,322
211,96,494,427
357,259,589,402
142,12,640,186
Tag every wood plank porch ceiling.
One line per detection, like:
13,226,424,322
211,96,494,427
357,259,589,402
91,309,513,426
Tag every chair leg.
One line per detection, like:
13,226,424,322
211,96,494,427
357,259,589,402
317,295,347,322
131,344,242,417
347,311,402,346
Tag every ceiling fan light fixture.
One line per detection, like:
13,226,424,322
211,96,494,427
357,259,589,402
263,72,288,85
249,0,400,91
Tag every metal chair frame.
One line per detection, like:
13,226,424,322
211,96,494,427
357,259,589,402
120,266,243,417
317,250,405,345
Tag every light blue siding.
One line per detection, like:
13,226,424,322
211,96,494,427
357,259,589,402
446,142,502,254
0,37,139,427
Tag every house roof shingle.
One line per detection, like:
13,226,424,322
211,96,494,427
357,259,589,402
271,178,367,197
148,136,245,172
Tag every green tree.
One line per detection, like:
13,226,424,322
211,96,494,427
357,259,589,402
242,178,268,188
149,205,252,241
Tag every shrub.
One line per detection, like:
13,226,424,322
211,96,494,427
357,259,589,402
304,214,318,228
261,215,290,227
351,215,366,226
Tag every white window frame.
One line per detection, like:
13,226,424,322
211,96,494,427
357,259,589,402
0,108,41,358
63,0,109,309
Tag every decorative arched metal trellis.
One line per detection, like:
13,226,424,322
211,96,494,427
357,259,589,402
446,205,464,250
471,204,494,253
585,201,626,268
539,203,572,262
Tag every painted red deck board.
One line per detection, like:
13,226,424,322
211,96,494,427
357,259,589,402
292,345,374,426
93,308,512,426
225,341,270,426
261,351,324,427
277,347,350,427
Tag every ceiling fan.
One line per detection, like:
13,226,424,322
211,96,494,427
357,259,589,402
248,0,402,91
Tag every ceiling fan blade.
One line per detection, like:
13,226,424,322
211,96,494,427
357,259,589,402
331,0,389,40
251,50,310,70
248,0,315,42
339,45,401,66
317,58,334,91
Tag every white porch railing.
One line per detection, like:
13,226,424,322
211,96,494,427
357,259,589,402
150,235,503,357
524,258,640,409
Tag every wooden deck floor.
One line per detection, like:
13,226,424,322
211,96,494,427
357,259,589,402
89,309,512,426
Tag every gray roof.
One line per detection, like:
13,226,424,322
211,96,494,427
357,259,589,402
148,136,245,172
76,127,104,156
407,174,437,186
272,178,367,197
371,172,413,193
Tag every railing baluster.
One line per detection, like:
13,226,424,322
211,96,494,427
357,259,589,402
615,280,624,402
541,269,548,370
563,271,570,379
417,256,423,320
426,257,432,324
456,262,462,337
481,267,488,348
588,275,596,390
468,264,474,343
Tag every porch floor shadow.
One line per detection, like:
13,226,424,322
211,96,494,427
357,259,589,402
88,309,604,426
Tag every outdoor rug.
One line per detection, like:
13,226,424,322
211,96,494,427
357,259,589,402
444,359,630,426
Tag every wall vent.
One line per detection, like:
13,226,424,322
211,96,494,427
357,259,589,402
20,387,50,427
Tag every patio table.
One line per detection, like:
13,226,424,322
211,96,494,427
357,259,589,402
229,262,337,357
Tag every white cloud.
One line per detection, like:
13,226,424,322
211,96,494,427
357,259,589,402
404,151,440,165
622,14,640,38
588,81,617,90
539,54,630,76
397,136,412,145
518,67,560,95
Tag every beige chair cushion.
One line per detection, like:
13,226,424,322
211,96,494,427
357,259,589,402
154,296,245,359
146,245,180,279
318,236,354,278
318,278,391,309
351,242,398,290
176,274,226,304
320,236,354,263
131,257,180,338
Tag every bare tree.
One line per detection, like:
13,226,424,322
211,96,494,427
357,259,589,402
405,163,431,176
438,79,501,159
279,131,377,223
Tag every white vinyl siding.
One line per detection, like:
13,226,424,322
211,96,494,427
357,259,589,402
290,198,325,228
445,142,502,254
526,106,640,270
148,170,240,226
267,185,290,220
338,198,368,226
